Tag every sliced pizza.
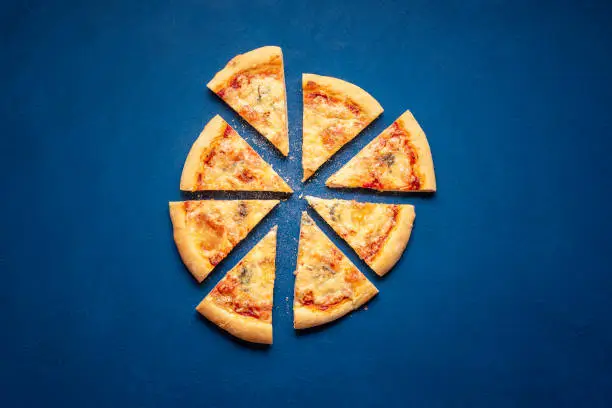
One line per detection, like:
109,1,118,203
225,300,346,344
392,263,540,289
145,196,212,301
293,212,378,329
207,46,289,155
168,200,278,283
302,74,383,181
180,115,291,192
326,110,436,192
306,196,415,276
196,226,277,344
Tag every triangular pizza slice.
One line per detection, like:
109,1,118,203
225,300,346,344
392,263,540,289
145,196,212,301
326,110,436,191
168,200,279,282
197,226,277,344
180,115,291,192
207,46,289,155
306,196,415,276
302,74,383,181
293,212,378,329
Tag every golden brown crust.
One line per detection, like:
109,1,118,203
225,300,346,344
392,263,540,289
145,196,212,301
207,46,282,92
326,110,436,192
293,280,378,329
396,110,436,191
169,202,214,282
207,46,288,156
179,115,223,191
369,205,415,276
196,297,272,344
302,73,383,118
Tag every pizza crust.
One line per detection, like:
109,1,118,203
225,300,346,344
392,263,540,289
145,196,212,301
294,281,378,329
179,115,224,191
196,297,272,344
168,202,214,282
207,46,282,92
369,205,416,276
396,110,436,192
302,73,383,119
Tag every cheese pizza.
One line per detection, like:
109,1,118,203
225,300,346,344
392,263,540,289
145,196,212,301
207,46,289,155
293,212,378,329
197,226,277,344
180,115,291,192
168,200,278,282
306,196,415,276
302,74,383,181
326,110,436,191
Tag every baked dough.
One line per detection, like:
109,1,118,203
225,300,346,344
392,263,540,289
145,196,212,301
302,73,383,180
197,227,277,344
306,196,415,276
169,200,278,282
180,115,291,192
207,46,289,155
326,110,436,191
293,212,378,329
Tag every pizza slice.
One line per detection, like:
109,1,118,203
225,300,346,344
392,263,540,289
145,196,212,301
196,226,277,344
207,46,289,156
306,196,415,276
293,212,378,329
302,74,383,181
326,110,436,192
168,200,279,282
180,115,292,192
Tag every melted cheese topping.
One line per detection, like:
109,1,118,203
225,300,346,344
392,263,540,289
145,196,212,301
328,122,424,191
209,228,276,322
308,198,402,265
302,81,368,179
294,213,369,310
195,124,290,191
217,62,288,154
182,200,277,268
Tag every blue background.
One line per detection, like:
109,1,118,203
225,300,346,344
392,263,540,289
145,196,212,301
2,0,612,407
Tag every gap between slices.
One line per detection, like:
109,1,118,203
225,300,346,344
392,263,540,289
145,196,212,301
326,110,436,192
180,115,292,193
168,200,279,283
293,212,378,329
207,46,289,156
196,226,277,344
305,196,415,276
302,73,383,181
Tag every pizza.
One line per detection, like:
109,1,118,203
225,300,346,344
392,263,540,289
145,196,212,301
326,110,436,191
168,200,278,282
293,212,378,329
180,115,291,192
196,226,277,344
302,73,383,181
207,46,289,156
306,196,415,276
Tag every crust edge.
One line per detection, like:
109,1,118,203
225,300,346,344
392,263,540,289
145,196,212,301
168,202,213,283
302,73,384,118
179,115,226,191
369,205,416,276
397,110,436,192
207,46,282,92
197,297,272,344
294,281,378,329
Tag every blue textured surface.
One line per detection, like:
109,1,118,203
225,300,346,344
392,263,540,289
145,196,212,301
2,1,612,407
